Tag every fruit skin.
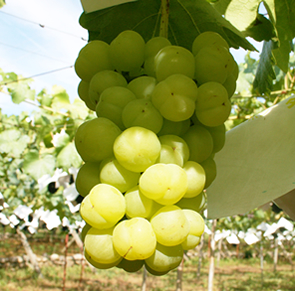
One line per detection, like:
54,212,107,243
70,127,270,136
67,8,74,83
145,243,184,274
74,40,115,82
195,82,231,127
154,45,195,81
151,74,198,122
109,30,145,72
150,205,190,246
80,183,126,229
113,126,161,173
112,217,157,261
74,117,122,163
75,161,101,197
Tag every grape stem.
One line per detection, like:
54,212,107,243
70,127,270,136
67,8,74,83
159,0,170,38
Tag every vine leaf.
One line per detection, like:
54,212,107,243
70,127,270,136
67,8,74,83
253,40,276,95
79,0,255,50
0,0,5,9
57,142,82,169
8,83,35,104
0,129,30,157
23,150,56,181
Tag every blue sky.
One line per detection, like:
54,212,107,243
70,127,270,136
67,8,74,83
0,0,260,116
0,0,88,115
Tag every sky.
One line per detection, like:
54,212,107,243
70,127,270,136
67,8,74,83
0,0,88,115
0,0,260,116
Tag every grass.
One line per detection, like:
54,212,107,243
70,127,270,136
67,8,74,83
1,231,295,291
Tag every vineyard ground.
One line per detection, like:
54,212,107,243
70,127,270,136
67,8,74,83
1,230,295,291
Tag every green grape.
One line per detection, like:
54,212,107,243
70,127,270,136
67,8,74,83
113,126,161,173
80,222,91,243
122,99,163,134
113,217,157,261
182,161,206,198
117,258,144,273
195,82,231,127
74,40,115,82
176,192,207,213
125,185,155,219
222,72,237,98
145,243,183,274
127,76,157,99
181,209,205,250
99,157,140,193
109,30,145,72
194,44,233,84
200,157,217,189
150,205,190,246
88,70,128,105
84,226,122,265
151,74,198,122
158,135,190,167
181,124,213,163
154,45,195,81
95,86,136,130
74,117,121,163
144,36,172,59
158,118,190,136
77,80,89,102
139,163,188,205
206,124,226,153
78,80,96,111
85,249,121,269
156,144,184,166
192,31,229,55
80,183,126,229
75,161,101,197
144,37,172,77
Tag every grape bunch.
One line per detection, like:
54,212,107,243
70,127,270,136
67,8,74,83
74,30,238,275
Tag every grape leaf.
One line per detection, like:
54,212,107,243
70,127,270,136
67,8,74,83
8,83,35,104
56,142,82,169
244,14,275,42
0,129,30,157
0,0,5,9
23,150,56,181
210,0,232,15
264,0,295,72
51,85,70,111
224,0,261,32
253,40,276,95
79,0,255,51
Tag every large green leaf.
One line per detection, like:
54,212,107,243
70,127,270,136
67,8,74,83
23,150,56,181
79,0,255,50
0,129,30,157
253,40,276,94
8,83,35,104
56,142,82,169
224,0,261,32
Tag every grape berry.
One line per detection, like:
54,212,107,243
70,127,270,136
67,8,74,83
74,30,238,275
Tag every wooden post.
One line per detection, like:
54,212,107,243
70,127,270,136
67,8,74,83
208,219,217,291
176,258,184,291
16,227,43,278
62,233,69,291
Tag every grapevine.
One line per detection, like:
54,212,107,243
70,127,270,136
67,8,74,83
73,27,238,275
